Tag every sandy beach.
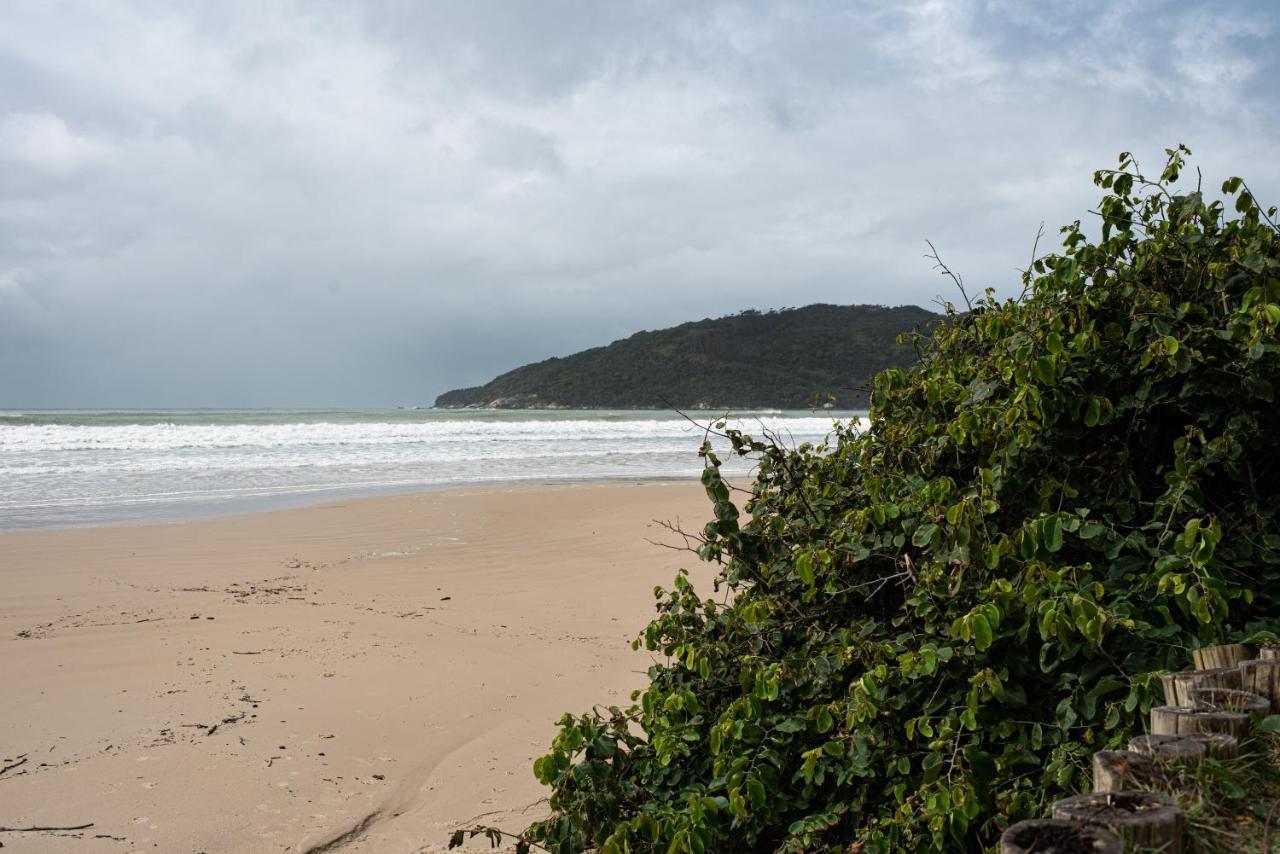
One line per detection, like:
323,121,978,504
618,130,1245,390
0,481,712,853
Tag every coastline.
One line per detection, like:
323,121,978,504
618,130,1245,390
0,481,715,852
0,472,703,533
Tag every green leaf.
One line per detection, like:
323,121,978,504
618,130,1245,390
972,614,993,651
921,647,937,675
815,707,834,733
1079,521,1106,540
746,778,766,809
1044,516,1063,553
912,522,939,549
795,552,814,586
1246,377,1275,402
1035,356,1056,384
1260,715,1280,734
1084,397,1101,427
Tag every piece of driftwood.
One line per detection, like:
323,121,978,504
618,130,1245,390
1192,643,1252,671
1240,658,1280,712
1092,750,1166,792
0,755,28,777
1128,734,1207,762
1160,666,1243,706
999,818,1123,854
1186,687,1270,721
1051,791,1183,853
1150,705,1249,740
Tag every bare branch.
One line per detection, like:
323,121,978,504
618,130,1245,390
925,239,972,312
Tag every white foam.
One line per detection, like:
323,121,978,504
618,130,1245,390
0,412,857,527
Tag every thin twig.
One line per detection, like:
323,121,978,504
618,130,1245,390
1019,222,1045,302
1263,796,1280,853
925,239,972,312
0,823,94,832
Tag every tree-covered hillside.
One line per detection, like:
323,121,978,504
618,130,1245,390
434,304,939,409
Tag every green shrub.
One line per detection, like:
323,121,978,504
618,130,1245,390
479,147,1280,852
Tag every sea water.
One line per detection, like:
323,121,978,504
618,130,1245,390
0,409,862,529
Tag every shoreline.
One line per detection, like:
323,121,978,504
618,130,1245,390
0,480,715,852
0,473,704,534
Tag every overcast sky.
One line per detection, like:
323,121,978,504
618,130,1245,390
1,1,1277,407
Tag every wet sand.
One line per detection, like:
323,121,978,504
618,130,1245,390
0,481,712,852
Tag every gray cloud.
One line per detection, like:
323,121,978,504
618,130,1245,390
1,0,1277,407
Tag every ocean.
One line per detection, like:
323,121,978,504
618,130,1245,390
0,409,861,530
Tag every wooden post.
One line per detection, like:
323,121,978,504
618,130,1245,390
1240,658,1280,712
999,818,1123,854
1151,706,1249,740
1052,791,1183,852
1261,646,1280,662
1129,734,1207,762
1184,732,1240,759
1160,666,1243,706
1193,643,1252,670
1186,687,1270,721
1092,750,1166,792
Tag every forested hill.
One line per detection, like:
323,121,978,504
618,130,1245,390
434,303,940,410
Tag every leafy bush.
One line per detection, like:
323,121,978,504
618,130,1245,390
512,147,1280,852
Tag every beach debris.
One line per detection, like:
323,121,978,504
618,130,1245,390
180,712,246,738
440,596,451,601
0,756,28,777
0,823,94,833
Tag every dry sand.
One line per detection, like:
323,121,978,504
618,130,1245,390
0,481,713,853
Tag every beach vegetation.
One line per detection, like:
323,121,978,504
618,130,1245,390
456,146,1280,851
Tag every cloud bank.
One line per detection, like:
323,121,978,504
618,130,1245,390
1,0,1277,407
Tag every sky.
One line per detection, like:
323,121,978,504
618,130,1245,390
1,1,1277,408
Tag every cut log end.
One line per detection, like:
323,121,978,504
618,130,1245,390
1052,791,1183,852
1092,750,1166,793
999,818,1124,854
1184,732,1240,759
1128,734,1207,762
1186,687,1270,721
1128,732,1238,761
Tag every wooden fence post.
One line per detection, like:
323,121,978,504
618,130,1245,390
1186,687,1270,721
1150,706,1249,740
1051,792,1183,852
1161,667,1243,706
1193,644,1252,670
999,818,1123,854
1092,750,1167,792
1240,659,1280,712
